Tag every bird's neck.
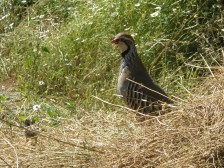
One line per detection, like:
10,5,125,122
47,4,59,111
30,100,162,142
121,45,139,67
121,46,130,58
121,41,134,57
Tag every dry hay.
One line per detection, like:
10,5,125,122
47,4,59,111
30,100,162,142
1,73,224,167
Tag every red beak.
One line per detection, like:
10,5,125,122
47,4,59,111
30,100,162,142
111,39,118,44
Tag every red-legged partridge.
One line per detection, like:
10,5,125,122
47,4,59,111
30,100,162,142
112,33,172,113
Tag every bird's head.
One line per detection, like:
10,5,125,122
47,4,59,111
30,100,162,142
111,33,135,53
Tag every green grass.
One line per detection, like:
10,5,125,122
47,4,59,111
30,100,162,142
0,0,223,128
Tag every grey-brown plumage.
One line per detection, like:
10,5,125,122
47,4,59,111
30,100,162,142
112,33,172,113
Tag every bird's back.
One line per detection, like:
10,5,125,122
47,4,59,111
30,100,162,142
118,56,172,113
132,59,171,103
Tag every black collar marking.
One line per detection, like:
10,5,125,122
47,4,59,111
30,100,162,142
121,40,131,58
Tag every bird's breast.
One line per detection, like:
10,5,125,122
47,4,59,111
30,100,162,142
117,65,131,98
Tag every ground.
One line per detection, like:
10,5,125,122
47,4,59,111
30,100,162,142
1,72,224,167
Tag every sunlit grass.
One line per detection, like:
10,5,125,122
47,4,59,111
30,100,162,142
0,0,223,119
0,0,222,121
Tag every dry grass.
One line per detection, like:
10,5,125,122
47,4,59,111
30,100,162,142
1,72,224,168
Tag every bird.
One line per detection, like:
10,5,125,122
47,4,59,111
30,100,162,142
111,33,173,114
24,119,38,145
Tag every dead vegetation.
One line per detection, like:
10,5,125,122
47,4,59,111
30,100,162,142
1,71,224,168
